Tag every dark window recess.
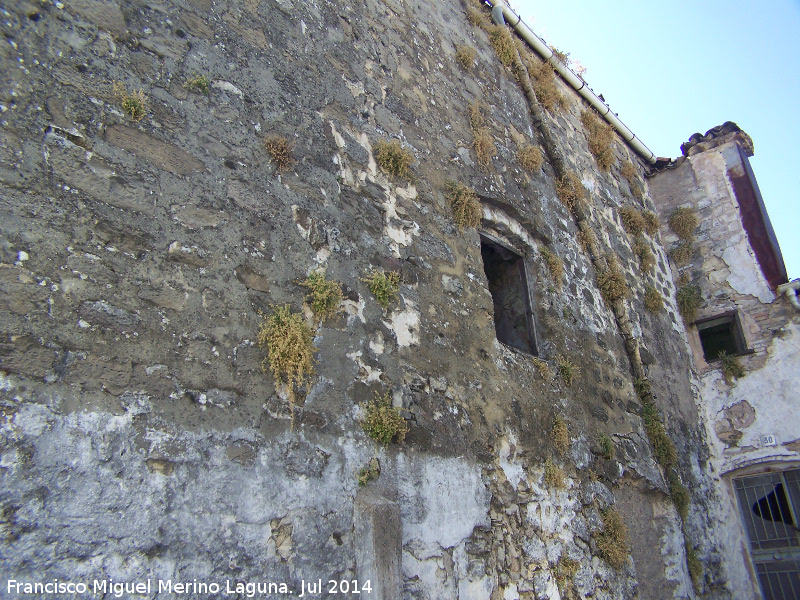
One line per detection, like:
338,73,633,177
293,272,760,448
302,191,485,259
480,235,537,355
696,312,747,360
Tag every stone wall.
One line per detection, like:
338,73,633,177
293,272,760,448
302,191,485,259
0,0,762,598
649,129,800,599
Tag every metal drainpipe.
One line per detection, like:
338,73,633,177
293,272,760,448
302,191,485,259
486,0,657,165
777,280,800,311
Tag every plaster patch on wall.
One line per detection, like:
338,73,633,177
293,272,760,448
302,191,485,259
721,244,775,303
346,350,382,383
397,454,490,549
497,432,524,488
384,299,420,347
701,321,800,473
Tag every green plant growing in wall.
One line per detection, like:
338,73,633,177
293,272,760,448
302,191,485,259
357,457,381,486
641,400,678,468
257,304,317,392
676,284,702,322
668,469,690,520
581,109,615,170
455,44,476,70
361,391,409,446
718,351,746,384
552,415,570,455
445,180,482,229
540,247,563,289
644,285,664,313
594,509,630,570
374,139,414,179
669,207,698,242
184,73,211,95
363,269,401,310
556,355,579,388
685,540,703,591
113,82,147,121
264,136,294,173
544,459,565,489
599,433,614,460
301,270,343,322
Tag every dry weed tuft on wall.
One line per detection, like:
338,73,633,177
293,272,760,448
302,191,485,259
540,247,564,289
594,509,630,570
620,160,636,182
676,284,702,322
670,241,693,266
257,304,316,391
669,207,698,242
552,415,570,455
581,110,615,170
719,351,746,384
555,171,586,215
642,210,660,236
473,128,495,168
488,26,516,67
264,136,294,173
556,355,579,388
644,285,664,313
517,144,543,172
374,139,414,179
113,82,147,121
446,180,482,229
455,44,476,70
596,256,629,305
620,206,646,237
544,459,566,489
633,236,655,273
525,56,566,112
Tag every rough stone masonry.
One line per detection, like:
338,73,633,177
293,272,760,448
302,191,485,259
0,0,778,598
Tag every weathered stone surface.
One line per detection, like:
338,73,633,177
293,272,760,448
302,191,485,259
2,0,789,597
104,126,204,176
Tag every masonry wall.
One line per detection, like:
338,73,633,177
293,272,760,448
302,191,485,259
649,134,800,599
0,0,748,598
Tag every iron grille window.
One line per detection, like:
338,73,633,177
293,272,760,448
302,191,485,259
733,470,800,599
479,234,537,356
696,311,748,361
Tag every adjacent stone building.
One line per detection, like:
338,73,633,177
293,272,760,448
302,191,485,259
0,0,797,598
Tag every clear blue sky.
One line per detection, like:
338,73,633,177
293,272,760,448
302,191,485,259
509,0,800,283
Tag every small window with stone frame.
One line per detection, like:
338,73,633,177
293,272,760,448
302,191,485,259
479,234,538,356
695,311,749,361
